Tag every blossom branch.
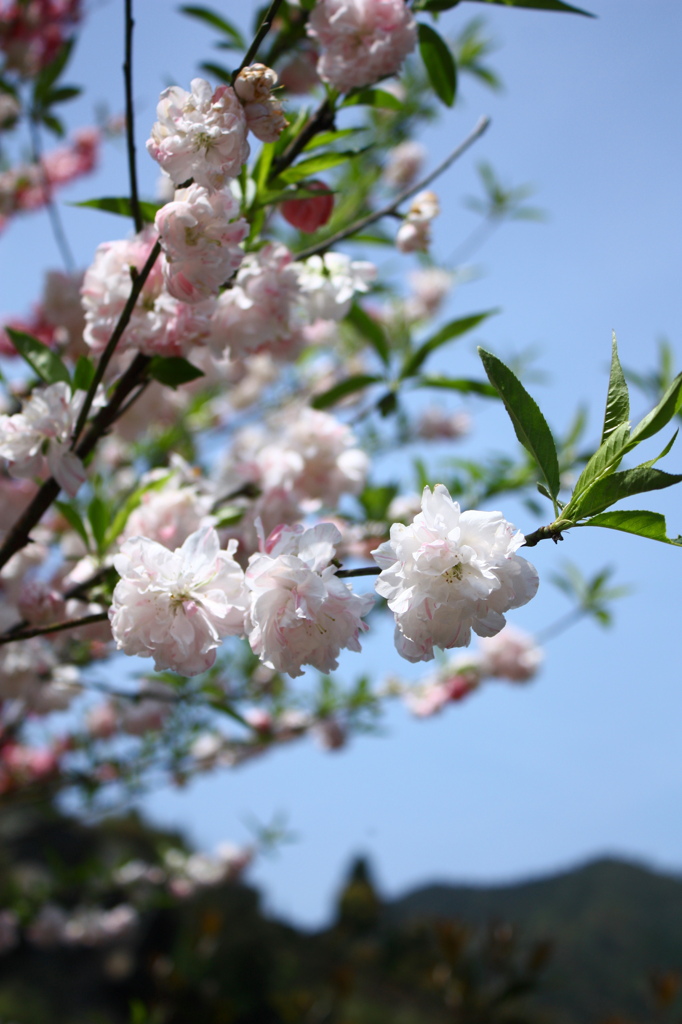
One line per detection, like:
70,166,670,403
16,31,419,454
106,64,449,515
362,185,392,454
269,98,336,179
233,0,287,78
522,520,572,548
336,565,381,578
294,116,491,261
0,611,108,647
123,0,143,234
71,240,161,445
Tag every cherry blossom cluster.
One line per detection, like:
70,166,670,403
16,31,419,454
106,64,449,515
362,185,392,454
0,0,81,78
0,128,99,232
307,0,418,92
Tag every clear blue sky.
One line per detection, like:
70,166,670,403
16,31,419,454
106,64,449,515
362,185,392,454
3,0,681,927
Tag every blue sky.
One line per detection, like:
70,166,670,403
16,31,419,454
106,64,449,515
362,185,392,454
3,0,682,926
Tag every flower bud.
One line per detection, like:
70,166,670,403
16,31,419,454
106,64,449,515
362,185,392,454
281,180,334,233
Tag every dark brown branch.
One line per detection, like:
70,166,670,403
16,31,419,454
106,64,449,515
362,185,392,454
233,0,286,78
124,0,143,234
0,612,108,647
269,98,336,179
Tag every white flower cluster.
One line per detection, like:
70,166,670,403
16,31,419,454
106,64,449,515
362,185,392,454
108,485,538,680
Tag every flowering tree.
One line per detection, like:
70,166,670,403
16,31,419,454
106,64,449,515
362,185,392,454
0,0,680,966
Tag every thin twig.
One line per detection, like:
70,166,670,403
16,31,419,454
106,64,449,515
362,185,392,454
124,0,143,234
269,98,335,179
294,116,491,262
0,612,108,647
233,0,286,78
28,114,76,273
336,565,381,578
71,240,161,446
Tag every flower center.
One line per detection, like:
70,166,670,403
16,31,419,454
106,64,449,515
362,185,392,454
441,563,463,584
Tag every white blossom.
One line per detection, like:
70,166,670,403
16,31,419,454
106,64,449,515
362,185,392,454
0,382,87,496
245,522,374,677
294,252,376,321
373,484,539,662
110,527,248,676
147,78,249,191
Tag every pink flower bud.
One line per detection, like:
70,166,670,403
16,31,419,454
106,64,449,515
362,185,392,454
281,181,334,233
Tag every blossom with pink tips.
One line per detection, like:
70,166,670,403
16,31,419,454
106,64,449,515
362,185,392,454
307,0,417,93
373,484,539,662
147,78,249,191
155,184,247,303
0,381,88,495
110,526,248,676
478,626,543,682
245,521,374,677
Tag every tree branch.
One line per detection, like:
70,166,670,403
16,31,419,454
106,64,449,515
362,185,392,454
124,0,143,234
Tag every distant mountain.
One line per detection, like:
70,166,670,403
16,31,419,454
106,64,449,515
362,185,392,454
383,856,682,1023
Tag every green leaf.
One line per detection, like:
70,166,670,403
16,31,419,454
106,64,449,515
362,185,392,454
87,495,109,553
565,421,631,514
148,356,204,389
303,128,363,152
629,371,682,446
179,5,246,46
40,111,65,137
602,331,629,443
478,347,561,499
401,311,497,379
199,61,231,83
341,89,405,112
311,374,383,410
418,23,458,107
33,40,74,103
72,196,160,222
584,510,682,546
359,484,399,520
416,375,498,398
55,500,90,552
72,356,95,393
43,84,81,106
462,0,594,15
6,327,70,385
277,150,362,185
346,303,390,366
569,466,682,520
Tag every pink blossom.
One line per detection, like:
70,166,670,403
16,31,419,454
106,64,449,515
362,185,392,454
110,526,248,676
383,140,426,188
0,0,81,78
416,407,471,441
396,190,440,253
155,184,247,303
209,242,303,360
373,484,539,662
405,267,453,321
245,522,374,677
294,252,376,321
478,626,543,682
0,381,87,495
82,226,215,358
121,476,215,550
307,0,417,93
147,78,249,191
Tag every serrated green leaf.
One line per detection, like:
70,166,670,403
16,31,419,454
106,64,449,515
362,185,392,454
311,374,383,410
565,420,631,515
462,0,594,15
6,327,70,385
418,23,458,107
478,347,561,499
629,371,682,446
73,196,160,222
72,356,96,393
569,466,682,521
584,510,682,546
55,500,90,551
602,331,629,442
278,150,362,185
179,5,246,46
416,375,498,398
402,311,497,379
148,356,204,389
346,303,390,366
